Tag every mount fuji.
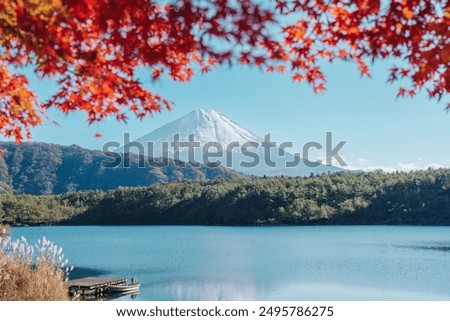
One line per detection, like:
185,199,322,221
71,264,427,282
119,109,343,176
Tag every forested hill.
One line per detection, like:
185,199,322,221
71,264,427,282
1,169,449,226
0,142,244,195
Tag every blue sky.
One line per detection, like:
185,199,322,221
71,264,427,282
21,59,450,171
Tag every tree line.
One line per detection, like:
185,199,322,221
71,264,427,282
1,168,449,226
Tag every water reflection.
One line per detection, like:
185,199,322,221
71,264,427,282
69,267,110,279
264,282,450,301
157,278,260,300
74,290,140,301
107,291,140,301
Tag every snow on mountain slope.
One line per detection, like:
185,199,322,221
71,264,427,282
135,109,261,148
118,109,344,176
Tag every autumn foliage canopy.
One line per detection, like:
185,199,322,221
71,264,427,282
0,0,448,141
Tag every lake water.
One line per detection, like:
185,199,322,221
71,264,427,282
12,226,450,301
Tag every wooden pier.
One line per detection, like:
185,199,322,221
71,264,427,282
68,277,127,299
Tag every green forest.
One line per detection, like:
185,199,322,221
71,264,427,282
1,168,449,226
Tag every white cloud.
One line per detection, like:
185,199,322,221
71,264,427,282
319,154,448,173
341,164,362,171
425,163,444,169
341,158,448,173
336,157,396,172
397,162,420,171
365,165,397,173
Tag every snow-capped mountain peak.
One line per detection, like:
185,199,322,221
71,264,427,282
131,109,262,148
118,108,344,176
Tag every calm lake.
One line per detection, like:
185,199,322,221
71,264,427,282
13,226,450,300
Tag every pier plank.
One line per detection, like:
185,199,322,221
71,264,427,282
68,277,127,298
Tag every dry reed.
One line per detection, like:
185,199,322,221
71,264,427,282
0,234,71,301
0,224,10,237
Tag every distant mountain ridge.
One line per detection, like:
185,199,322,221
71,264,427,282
120,109,344,176
0,142,245,195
